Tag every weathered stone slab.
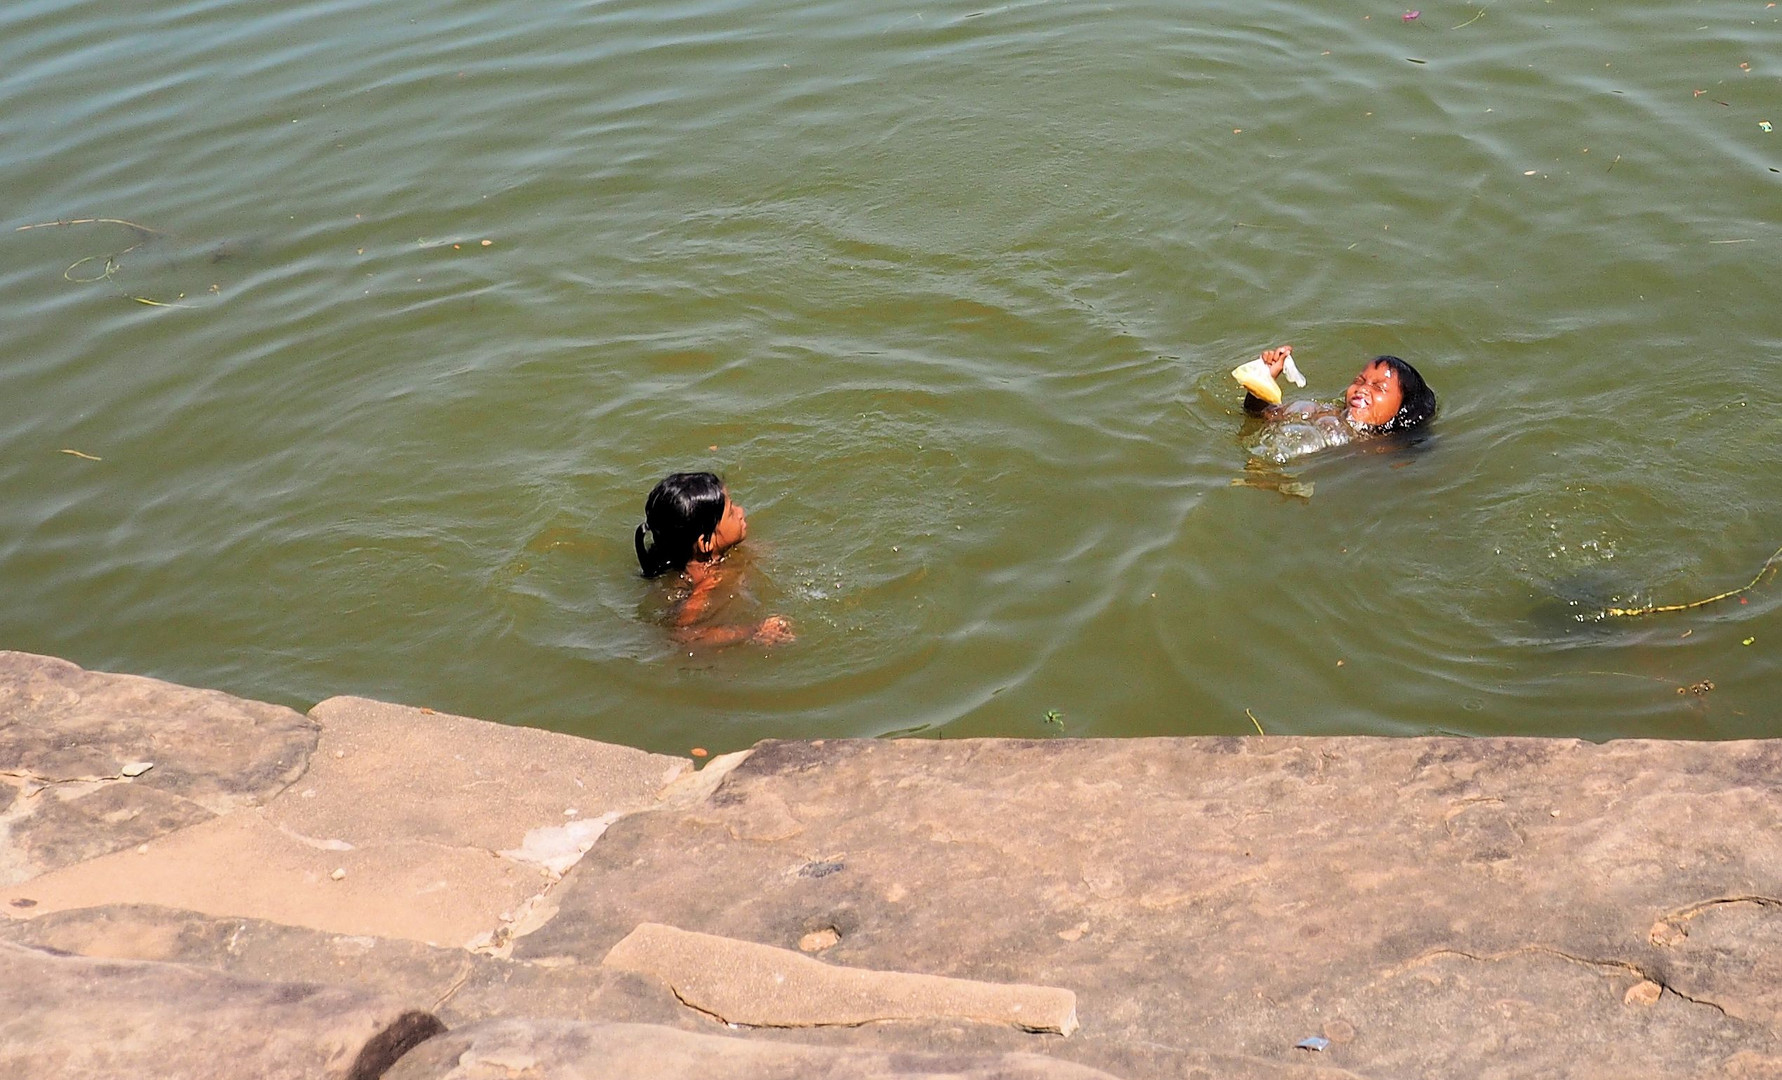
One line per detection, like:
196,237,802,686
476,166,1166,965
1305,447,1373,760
1647,896,1782,1030
0,809,546,947
4,653,1778,1079
382,1019,1122,1080
277,697,688,854
0,902,703,1035
0,692,694,949
0,651,316,813
602,921,1078,1033
0,940,443,1080
518,737,1782,1079
8,779,214,869
1294,940,1768,1078
0,652,316,885
0,903,474,998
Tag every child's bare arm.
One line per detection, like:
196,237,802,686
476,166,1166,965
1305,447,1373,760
674,615,794,648
672,569,792,646
673,575,721,628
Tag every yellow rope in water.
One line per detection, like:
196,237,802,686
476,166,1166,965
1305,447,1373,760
16,217,165,286
15,217,162,234
1602,544,1782,618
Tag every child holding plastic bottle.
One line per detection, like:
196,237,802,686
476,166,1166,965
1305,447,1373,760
1236,346,1437,463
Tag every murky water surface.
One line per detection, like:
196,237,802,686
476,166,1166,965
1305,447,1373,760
3,0,1779,754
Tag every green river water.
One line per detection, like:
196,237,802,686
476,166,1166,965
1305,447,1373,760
2,0,1779,755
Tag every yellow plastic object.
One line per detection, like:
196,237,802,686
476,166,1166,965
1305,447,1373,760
1231,358,1282,404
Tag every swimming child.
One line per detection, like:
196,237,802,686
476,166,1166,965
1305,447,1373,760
1240,347,1437,463
634,471,794,647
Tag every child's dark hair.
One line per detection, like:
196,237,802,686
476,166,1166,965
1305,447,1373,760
634,472,728,578
1373,355,1437,432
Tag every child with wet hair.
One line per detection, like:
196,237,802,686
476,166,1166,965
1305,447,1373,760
634,472,793,647
1239,348,1437,463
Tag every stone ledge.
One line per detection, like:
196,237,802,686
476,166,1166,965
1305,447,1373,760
0,650,316,885
1,651,1779,1079
1,657,689,951
280,696,688,854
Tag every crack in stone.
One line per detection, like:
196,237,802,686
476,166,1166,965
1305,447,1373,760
0,769,133,797
664,983,762,1028
1388,945,1753,1025
662,977,918,1030
659,981,1066,1035
1657,984,1733,1019
1659,895,1782,925
429,959,475,1013
1390,944,1643,980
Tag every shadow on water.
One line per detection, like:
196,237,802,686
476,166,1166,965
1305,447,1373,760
1524,569,1644,647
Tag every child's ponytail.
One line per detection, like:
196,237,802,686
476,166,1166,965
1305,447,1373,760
635,522,671,578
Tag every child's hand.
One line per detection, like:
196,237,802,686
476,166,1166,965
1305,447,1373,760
1260,346,1293,378
752,615,795,646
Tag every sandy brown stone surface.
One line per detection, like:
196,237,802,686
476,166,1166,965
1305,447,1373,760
1,657,687,949
601,921,1080,1033
0,651,315,885
515,735,1782,1078
1,650,1779,1079
382,1018,1122,1080
0,940,443,1080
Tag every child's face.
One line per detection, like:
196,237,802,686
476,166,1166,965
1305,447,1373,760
1344,361,1403,428
708,491,748,554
